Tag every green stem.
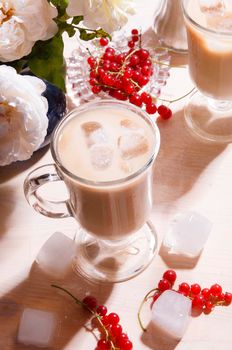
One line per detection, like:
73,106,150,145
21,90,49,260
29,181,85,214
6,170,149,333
137,288,159,332
158,87,196,105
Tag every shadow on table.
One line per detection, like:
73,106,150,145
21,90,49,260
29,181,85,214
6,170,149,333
141,321,179,350
0,145,49,185
153,109,227,208
0,262,113,350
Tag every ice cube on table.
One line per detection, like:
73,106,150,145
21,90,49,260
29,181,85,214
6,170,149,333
36,232,75,278
151,290,191,340
17,308,57,347
90,144,113,170
163,211,212,257
118,131,149,159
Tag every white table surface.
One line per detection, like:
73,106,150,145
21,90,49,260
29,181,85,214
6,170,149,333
1,1,232,349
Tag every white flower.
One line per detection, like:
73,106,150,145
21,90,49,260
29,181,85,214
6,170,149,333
0,65,49,166
67,0,135,33
0,0,58,62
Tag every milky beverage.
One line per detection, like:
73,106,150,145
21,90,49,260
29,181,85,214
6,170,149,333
56,106,156,240
185,0,232,100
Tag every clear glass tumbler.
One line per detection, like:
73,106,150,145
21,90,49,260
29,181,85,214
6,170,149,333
182,0,232,143
24,100,160,283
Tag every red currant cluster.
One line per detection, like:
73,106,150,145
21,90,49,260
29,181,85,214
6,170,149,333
151,270,232,313
87,29,172,120
82,295,132,350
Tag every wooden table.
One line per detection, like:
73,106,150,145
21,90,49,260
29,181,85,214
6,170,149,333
1,1,232,349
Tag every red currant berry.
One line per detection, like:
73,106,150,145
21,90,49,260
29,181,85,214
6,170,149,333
114,90,127,101
90,70,96,78
89,78,98,86
124,82,135,95
191,284,201,295
146,103,157,114
178,282,190,296
87,56,96,68
131,28,139,35
101,315,109,326
152,292,161,305
205,300,213,312
120,339,133,350
224,292,232,305
96,305,107,316
103,52,115,62
132,70,141,82
128,40,135,48
108,312,120,325
201,288,211,301
105,47,115,55
124,67,133,78
115,53,126,64
158,105,172,119
218,292,225,302
82,295,97,310
141,65,152,76
163,270,177,285
141,92,152,105
138,49,149,61
129,93,142,107
100,37,109,46
97,339,110,350
210,284,222,297
192,294,205,310
110,323,122,338
158,279,171,292
130,54,140,66
143,58,152,66
92,86,101,94
139,75,149,87
116,332,128,343
132,35,139,42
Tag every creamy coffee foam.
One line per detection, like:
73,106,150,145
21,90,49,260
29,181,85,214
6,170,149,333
57,107,154,182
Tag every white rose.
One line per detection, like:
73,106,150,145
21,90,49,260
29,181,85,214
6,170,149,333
67,0,135,33
0,0,58,62
0,65,49,166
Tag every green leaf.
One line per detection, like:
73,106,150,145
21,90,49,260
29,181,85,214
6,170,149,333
79,29,97,41
95,28,111,40
28,35,66,91
72,15,84,25
49,0,69,17
57,21,76,37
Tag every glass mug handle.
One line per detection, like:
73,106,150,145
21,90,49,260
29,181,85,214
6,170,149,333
24,164,71,218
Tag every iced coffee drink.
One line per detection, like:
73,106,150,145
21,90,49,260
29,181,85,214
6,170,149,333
25,100,160,282
55,104,156,240
185,0,232,100
182,0,232,143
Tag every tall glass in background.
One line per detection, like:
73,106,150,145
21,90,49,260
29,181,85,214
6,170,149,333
182,0,232,142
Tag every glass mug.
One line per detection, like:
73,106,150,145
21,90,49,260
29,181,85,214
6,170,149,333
182,0,232,143
24,100,160,283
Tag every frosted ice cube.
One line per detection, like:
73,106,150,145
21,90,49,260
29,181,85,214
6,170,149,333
118,131,149,159
89,128,108,146
90,144,113,170
199,0,225,13
81,122,107,147
151,290,191,339
17,308,57,347
163,211,212,256
36,232,75,278
81,121,102,136
120,119,139,130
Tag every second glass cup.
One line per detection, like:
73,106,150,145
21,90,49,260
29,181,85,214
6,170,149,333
182,0,232,143
24,100,160,283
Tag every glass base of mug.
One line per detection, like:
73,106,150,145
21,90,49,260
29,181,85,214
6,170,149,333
184,90,232,143
72,222,158,283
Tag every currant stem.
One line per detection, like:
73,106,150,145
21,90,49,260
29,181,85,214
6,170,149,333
158,87,196,105
137,288,159,332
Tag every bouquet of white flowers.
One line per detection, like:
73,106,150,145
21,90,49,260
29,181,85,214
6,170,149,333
0,0,135,166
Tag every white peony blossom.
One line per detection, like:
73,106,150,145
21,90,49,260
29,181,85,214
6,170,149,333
0,65,49,166
0,0,58,62
67,0,135,33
